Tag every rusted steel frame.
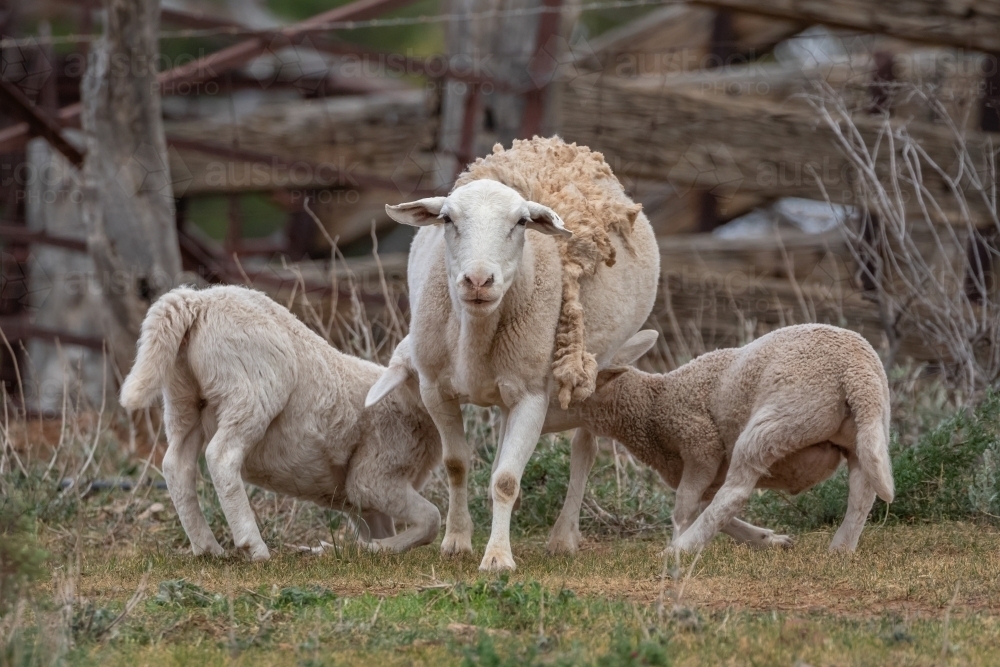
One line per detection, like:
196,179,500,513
0,80,84,166
0,0,423,153
166,135,440,195
177,226,389,306
518,0,562,138
0,224,88,252
161,7,517,92
455,82,482,174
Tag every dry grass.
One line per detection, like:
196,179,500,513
13,519,1000,666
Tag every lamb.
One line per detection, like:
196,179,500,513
543,324,895,553
119,285,441,561
369,136,660,570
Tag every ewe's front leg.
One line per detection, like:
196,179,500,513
482,393,548,572
422,387,474,555
548,428,598,554
204,426,270,562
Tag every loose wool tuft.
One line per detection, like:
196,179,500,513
454,136,643,408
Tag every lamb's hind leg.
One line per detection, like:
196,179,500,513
352,511,396,541
161,396,223,557
829,454,877,552
671,413,787,553
204,419,270,562
715,509,794,549
548,428,598,554
364,486,441,554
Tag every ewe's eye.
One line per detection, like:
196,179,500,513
440,214,453,224
517,217,528,226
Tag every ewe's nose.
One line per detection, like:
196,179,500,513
461,270,495,289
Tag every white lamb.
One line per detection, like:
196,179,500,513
543,324,896,553
368,137,660,571
119,285,441,561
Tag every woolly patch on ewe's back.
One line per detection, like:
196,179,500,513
454,136,642,408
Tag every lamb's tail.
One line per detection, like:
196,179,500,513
119,288,202,411
843,361,895,503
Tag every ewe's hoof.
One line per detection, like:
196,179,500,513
440,533,474,556
193,542,225,557
479,549,516,572
240,544,270,562
546,525,581,555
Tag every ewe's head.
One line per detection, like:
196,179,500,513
386,180,571,317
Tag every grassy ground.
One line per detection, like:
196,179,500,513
6,517,1000,666
4,369,1000,665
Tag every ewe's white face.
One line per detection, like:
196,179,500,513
385,180,570,317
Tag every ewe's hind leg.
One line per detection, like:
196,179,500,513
204,421,270,562
364,486,441,554
548,428,599,554
162,401,223,557
829,454,877,552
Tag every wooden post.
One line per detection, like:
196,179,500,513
80,0,182,376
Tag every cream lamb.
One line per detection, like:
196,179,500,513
372,136,660,570
544,324,895,553
119,285,441,561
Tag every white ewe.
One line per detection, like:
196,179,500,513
120,285,441,561
368,136,660,571
545,325,895,553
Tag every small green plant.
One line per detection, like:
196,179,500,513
153,579,219,608
0,491,48,616
274,585,337,609
461,634,539,667
595,632,671,667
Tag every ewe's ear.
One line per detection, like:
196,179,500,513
525,201,572,237
365,365,410,407
610,330,658,366
385,197,447,226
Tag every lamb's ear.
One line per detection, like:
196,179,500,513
385,197,447,226
610,330,658,366
595,366,630,390
365,365,410,407
525,201,572,237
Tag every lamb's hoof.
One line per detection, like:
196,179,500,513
667,536,698,554
766,532,795,549
479,548,516,572
546,525,581,555
440,533,473,556
193,542,225,557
